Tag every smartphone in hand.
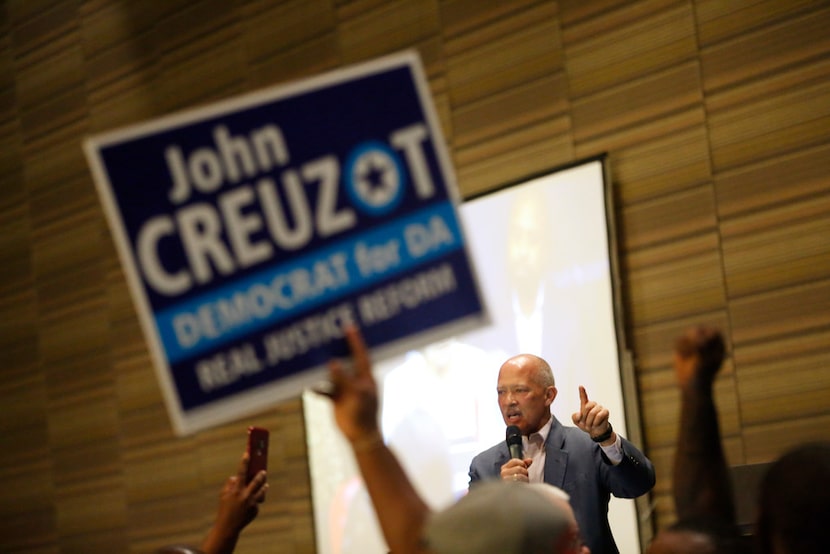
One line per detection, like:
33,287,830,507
246,426,269,485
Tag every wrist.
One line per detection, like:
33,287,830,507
202,527,239,554
591,423,614,443
680,379,716,398
350,430,384,453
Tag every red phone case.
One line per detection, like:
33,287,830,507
246,426,269,483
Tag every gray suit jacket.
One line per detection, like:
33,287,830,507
468,417,655,554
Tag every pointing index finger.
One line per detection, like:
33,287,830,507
579,385,589,408
344,324,370,376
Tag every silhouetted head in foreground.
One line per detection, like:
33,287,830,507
424,481,583,554
756,441,830,554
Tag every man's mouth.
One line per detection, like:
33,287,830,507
505,412,521,422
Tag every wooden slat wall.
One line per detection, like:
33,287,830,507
1,1,828,551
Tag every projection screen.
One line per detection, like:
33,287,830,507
303,157,643,553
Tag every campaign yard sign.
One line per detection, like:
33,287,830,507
84,51,488,435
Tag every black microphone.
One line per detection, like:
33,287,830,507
506,425,523,459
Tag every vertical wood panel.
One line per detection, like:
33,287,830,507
694,0,827,47
610,126,712,206
721,195,830,298
563,2,697,98
707,78,830,171
730,280,830,345
444,2,571,195
621,185,717,250
733,329,830,442
714,143,830,218
571,63,704,143
444,7,563,104
699,7,830,92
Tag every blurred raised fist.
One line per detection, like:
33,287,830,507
673,325,725,389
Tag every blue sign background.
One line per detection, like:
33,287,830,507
87,54,486,420
99,66,444,311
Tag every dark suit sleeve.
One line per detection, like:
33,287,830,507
468,454,484,488
468,447,505,489
600,437,656,499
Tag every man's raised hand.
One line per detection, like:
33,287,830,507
318,324,381,445
571,386,614,443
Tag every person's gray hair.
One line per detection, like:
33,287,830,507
527,354,555,389
424,481,572,554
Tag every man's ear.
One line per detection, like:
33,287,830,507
545,386,557,406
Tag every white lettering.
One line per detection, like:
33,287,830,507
165,146,192,204
251,125,289,171
195,343,263,393
404,215,454,257
219,185,273,269
137,215,192,295
214,125,256,183
148,122,443,297
260,173,312,250
390,123,434,199
189,147,224,194
168,252,352,349
164,123,289,204
173,313,201,349
304,155,355,237
263,303,355,366
176,203,236,285
358,264,457,325
354,240,401,277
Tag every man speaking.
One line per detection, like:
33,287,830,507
468,353,655,554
